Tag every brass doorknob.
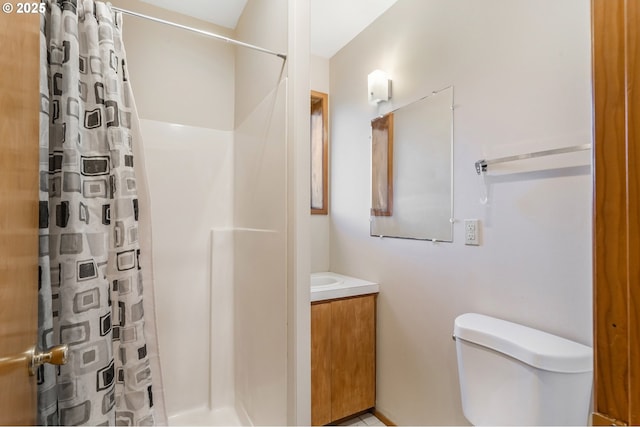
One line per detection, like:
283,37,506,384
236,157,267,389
0,344,68,377
28,345,68,376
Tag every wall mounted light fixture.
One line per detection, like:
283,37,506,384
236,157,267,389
368,70,391,105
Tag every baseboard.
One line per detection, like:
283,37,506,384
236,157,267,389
372,409,396,426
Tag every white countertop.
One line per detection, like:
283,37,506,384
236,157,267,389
310,272,379,302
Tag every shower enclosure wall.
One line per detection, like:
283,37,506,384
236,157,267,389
111,0,303,424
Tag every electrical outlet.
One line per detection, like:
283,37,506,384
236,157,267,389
464,219,480,245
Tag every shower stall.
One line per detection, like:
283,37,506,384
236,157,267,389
109,0,310,425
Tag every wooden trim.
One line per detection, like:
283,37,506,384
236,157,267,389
592,0,640,425
592,412,627,426
371,113,394,216
373,409,397,426
626,1,640,423
592,0,628,421
311,90,329,215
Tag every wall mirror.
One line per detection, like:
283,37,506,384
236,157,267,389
370,86,453,241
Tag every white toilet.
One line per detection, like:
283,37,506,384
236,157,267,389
454,313,593,426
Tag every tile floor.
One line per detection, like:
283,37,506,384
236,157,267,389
337,412,386,426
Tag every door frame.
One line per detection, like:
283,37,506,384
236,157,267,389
592,0,640,425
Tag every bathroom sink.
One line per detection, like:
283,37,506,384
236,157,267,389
311,275,343,287
310,272,379,302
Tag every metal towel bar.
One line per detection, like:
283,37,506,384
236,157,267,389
474,143,591,174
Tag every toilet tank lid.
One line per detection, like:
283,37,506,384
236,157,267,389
454,313,593,373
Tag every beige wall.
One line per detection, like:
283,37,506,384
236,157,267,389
233,0,288,230
111,0,235,130
329,0,592,424
234,0,288,127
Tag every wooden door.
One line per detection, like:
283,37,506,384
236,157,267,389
592,0,640,425
0,11,41,426
331,295,376,421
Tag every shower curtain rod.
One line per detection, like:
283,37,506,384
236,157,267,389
110,6,287,61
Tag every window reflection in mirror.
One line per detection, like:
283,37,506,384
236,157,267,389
371,113,394,217
370,86,453,241
311,91,328,214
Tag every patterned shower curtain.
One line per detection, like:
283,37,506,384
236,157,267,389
38,1,164,424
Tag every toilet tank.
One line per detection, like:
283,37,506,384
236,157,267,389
454,313,593,426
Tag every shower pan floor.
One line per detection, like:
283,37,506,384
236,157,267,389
169,406,242,426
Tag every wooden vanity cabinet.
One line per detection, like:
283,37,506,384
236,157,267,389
311,293,377,426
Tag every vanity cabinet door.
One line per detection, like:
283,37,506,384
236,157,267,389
311,294,377,425
331,295,376,421
312,302,332,426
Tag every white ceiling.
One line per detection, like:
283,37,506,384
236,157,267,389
135,0,398,58
137,0,249,30
309,0,398,58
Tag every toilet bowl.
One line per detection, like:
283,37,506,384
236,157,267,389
454,313,593,426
